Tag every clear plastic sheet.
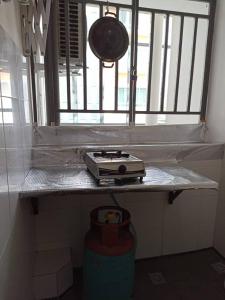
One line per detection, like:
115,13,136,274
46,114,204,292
21,165,218,199
33,124,206,146
30,124,224,167
21,124,220,198
30,143,224,168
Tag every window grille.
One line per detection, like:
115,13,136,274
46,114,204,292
40,0,216,126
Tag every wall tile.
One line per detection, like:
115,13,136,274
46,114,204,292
2,94,25,221
0,17,34,300
0,97,10,259
0,97,4,147
2,97,23,149
0,136,10,260
0,200,35,300
17,57,30,102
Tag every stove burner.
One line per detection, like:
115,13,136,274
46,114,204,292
93,150,130,159
84,150,146,185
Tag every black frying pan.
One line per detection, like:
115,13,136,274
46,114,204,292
88,12,129,67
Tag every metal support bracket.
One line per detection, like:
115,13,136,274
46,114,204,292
31,197,39,215
168,190,183,205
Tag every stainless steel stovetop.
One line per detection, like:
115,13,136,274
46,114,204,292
84,150,146,185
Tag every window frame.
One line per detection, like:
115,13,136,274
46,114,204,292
32,0,217,126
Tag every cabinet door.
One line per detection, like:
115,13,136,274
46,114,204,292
117,192,165,259
163,189,217,255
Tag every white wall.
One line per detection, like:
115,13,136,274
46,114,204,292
0,1,22,50
214,157,225,257
206,0,225,257
0,2,34,299
207,0,225,143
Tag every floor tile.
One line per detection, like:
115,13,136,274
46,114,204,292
60,249,225,300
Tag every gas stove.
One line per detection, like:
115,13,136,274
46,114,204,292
84,150,146,185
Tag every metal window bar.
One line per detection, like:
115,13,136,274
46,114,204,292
134,6,212,116
30,52,38,123
146,12,154,112
0,108,13,113
129,0,138,124
160,13,169,112
99,5,103,111
82,2,87,111
46,0,216,125
129,1,135,123
99,5,103,112
200,0,217,122
187,17,198,112
114,6,119,112
132,0,139,124
174,15,184,112
114,59,119,111
137,7,209,19
45,0,60,125
65,0,71,111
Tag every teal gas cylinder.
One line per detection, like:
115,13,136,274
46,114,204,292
83,206,135,300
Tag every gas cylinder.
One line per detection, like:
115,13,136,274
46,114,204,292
83,206,135,300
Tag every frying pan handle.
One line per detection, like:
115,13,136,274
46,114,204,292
105,11,117,18
102,62,114,68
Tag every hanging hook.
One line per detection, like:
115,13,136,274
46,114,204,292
105,0,116,18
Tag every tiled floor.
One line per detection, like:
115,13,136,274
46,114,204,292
61,248,225,300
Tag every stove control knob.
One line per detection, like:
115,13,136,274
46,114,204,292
118,164,127,174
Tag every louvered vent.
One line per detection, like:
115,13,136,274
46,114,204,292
58,0,82,67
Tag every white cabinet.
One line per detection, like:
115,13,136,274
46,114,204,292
163,190,217,255
117,192,165,259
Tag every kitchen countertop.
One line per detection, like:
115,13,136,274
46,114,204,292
20,165,218,199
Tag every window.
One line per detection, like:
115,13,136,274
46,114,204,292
0,57,31,125
34,0,216,126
